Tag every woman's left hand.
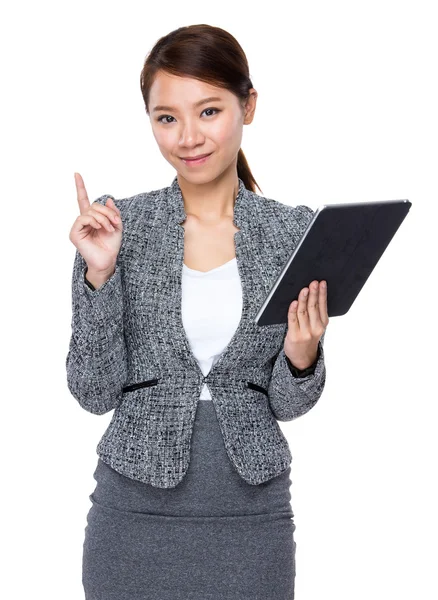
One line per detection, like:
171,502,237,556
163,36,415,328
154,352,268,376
284,280,329,370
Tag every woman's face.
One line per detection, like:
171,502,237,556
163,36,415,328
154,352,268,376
148,71,257,182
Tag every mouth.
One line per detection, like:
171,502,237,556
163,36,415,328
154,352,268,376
180,152,213,166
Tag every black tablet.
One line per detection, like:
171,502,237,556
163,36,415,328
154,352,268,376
255,198,412,326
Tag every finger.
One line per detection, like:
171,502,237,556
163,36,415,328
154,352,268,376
307,280,323,331
295,286,311,333
287,298,300,334
88,208,116,232
71,213,103,235
74,172,91,215
106,197,121,216
91,202,121,227
319,280,329,326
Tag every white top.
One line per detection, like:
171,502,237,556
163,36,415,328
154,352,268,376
181,257,242,400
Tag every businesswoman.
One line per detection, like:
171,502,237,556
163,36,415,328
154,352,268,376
67,23,329,600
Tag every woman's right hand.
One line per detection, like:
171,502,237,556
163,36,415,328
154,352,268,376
69,173,123,275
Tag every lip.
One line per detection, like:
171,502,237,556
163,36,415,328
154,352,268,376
180,152,212,166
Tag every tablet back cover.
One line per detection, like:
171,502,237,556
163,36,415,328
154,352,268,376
255,199,412,325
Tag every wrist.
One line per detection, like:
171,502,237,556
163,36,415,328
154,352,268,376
285,349,318,371
84,265,116,290
285,344,320,378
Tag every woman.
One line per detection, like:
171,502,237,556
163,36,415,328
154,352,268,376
67,23,328,600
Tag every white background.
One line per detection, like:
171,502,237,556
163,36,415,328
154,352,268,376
1,1,436,598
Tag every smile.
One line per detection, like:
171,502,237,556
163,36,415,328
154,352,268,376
180,153,212,166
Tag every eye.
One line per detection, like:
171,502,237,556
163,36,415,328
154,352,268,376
156,107,221,124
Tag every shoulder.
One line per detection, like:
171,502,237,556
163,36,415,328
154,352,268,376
90,187,165,260
247,188,315,237
91,186,166,229
92,188,161,216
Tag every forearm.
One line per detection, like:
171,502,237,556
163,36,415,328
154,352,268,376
66,249,128,415
268,331,326,421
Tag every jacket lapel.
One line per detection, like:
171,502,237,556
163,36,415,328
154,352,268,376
139,175,287,383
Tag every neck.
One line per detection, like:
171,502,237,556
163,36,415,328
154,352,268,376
177,166,239,223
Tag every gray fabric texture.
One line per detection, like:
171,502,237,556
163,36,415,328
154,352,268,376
83,400,297,600
66,175,327,489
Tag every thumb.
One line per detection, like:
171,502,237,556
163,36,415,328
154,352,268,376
106,196,121,215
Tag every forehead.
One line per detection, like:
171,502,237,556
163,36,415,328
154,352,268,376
149,71,236,109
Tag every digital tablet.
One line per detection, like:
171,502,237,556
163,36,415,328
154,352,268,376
255,198,412,326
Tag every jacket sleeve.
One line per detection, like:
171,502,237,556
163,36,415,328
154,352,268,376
65,194,128,415
267,203,327,421
268,330,326,421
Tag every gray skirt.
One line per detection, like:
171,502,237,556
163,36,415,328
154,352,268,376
82,400,297,600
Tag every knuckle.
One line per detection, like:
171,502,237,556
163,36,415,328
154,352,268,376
90,211,102,222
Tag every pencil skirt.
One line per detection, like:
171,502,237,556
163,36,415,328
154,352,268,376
82,399,297,600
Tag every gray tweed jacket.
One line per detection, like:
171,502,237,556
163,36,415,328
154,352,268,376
66,175,326,488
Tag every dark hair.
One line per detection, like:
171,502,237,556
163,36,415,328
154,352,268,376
140,24,263,194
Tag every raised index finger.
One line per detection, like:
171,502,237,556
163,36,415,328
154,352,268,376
74,172,91,215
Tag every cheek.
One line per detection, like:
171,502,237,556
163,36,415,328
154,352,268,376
152,127,174,149
212,115,242,147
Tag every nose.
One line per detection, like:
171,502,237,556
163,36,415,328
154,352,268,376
178,119,205,147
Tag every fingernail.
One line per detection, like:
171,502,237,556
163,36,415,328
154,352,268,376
303,289,308,296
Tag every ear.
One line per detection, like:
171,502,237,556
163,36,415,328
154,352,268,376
243,89,258,125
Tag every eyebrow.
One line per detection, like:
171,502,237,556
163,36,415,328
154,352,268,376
152,96,224,113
